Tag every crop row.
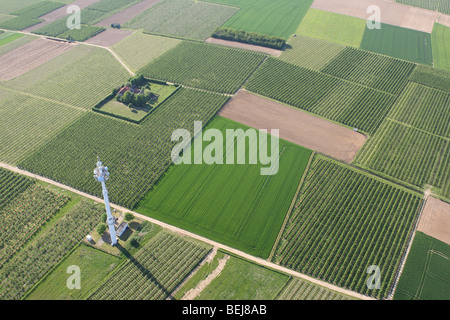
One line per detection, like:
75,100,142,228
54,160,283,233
19,88,229,209
275,278,354,300
396,0,450,15
89,232,209,299
0,184,69,267
140,41,266,94
0,201,102,300
0,167,34,210
244,58,395,134
273,156,422,299
408,65,450,92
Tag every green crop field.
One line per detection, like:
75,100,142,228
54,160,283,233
112,32,181,72
272,156,422,299
360,23,433,65
279,35,346,71
140,41,265,94
125,0,239,41
0,34,35,56
195,255,290,300
204,0,313,39
58,25,105,42
3,45,130,110
394,232,450,300
88,231,210,300
0,200,103,300
0,91,84,164
355,120,449,199
0,184,69,268
137,116,312,258
0,32,24,47
0,1,64,30
20,88,229,209
321,47,416,95
396,0,450,15
432,23,450,71
0,0,43,15
275,278,356,300
409,65,450,92
28,244,122,300
0,167,34,211
244,58,396,134
295,9,366,48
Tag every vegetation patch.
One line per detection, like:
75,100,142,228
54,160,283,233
395,0,450,15
275,278,356,300
431,23,450,71
212,28,286,49
409,64,450,92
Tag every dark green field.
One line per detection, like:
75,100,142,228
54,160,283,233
137,117,312,258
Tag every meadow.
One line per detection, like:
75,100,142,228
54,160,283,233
273,156,422,299
125,0,239,41
394,232,450,299
295,9,366,48
140,41,266,94
431,23,450,71
137,117,312,258
204,0,313,39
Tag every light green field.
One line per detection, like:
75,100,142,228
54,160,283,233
204,0,313,39
112,32,181,71
196,255,290,300
28,244,122,300
125,0,239,40
360,23,433,65
3,45,130,109
0,90,84,164
395,232,450,300
432,23,450,71
0,32,24,46
275,278,356,300
0,0,42,15
137,116,312,258
0,34,36,56
295,9,366,47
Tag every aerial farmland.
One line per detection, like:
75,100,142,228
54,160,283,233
0,0,448,308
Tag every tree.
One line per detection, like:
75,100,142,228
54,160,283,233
97,223,107,235
124,212,134,222
122,91,134,105
134,94,147,108
101,213,107,223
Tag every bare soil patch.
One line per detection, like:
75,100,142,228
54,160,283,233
218,90,366,163
24,0,101,32
96,0,163,27
85,28,134,47
0,38,75,80
205,38,282,56
310,0,441,33
437,14,450,28
418,197,450,245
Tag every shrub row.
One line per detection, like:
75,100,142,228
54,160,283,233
212,27,286,50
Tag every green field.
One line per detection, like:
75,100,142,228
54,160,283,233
273,156,422,299
409,64,450,92
195,255,290,300
0,32,24,46
394,232,450,300
0,0,43,15
0,34,35,56
125,0,239,41
245,58,396,134
396,0,450,15
28,244,121,300
0,1,64,30
360,23,433,65
432,23,450,71
20,88,229,209
89,231,210,300
112,32,181,72
140,41,265,94
275,278,356,300
3,45,130,110
137,117,312,258
204,0,313,39
296,9,366,48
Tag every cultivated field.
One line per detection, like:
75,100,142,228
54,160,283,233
84,28,134,47
205,38,282,56
273,156,422,299
137,116,312,258
409,64,450,92
96,0,161,27
0,38,75,81
218,90,366,162
275,278,356,300
396,0,450,15
432,23,450,71
418,197,450,245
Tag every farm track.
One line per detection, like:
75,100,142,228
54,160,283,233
0,161,373,300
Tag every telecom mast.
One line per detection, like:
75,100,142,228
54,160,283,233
94,158,117,246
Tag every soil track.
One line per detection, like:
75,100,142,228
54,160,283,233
24,0,101,32
218,90,366,163
96,0,163,27
310,0,447,33
85,28,134,47
205,38,282,56
0,38,75,80
418,197,450,245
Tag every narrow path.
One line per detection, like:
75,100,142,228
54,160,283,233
0,161,373,300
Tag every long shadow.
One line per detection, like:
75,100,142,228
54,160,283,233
116,243,174,300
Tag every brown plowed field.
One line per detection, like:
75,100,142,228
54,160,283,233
418,197,450,245
85,28,134,47
96,0,162,27
218,90,366,163
0,38,75,80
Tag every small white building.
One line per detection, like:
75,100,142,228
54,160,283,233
117,221,128,237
